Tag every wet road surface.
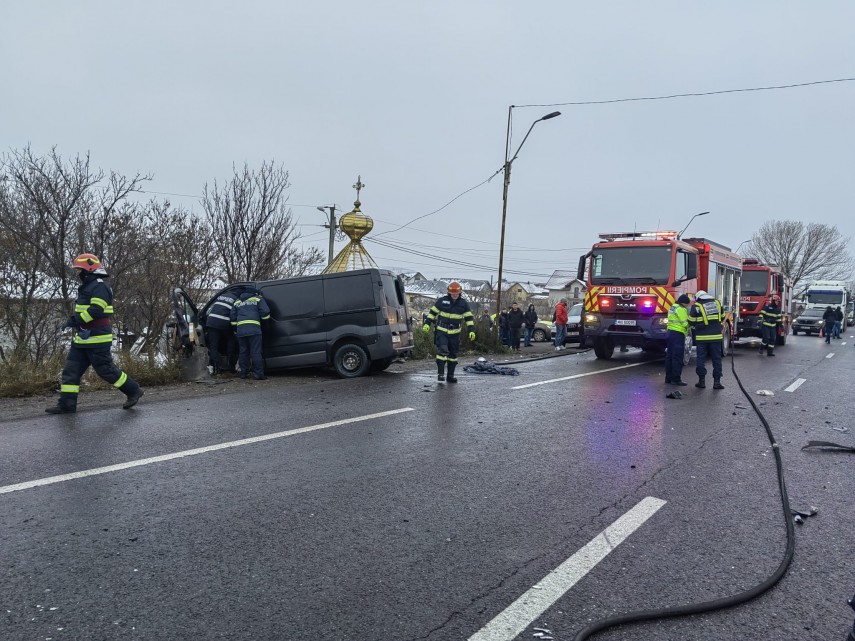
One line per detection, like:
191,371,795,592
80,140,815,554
1,333,853,640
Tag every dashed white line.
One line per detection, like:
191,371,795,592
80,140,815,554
826,353,835,359
467,496,667,641
512,361,650,389
784,378,806,393
0,408,415,495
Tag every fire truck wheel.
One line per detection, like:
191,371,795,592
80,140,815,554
682,333,693,366
593,338,614,360
722,326,732,357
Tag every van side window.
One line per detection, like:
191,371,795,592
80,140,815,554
325,274,374,313
381,275,405,309
262,281,323,319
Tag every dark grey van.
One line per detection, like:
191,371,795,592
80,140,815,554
172,269,414,377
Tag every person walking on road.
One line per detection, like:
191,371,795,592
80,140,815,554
553,299,568,351
758,295,783,357
523,304,538,347
822,306,836,344
230,286,271,380
46,253,144,414
422,282,475,383
688,290,725,390
507,302,524,351
664,294,691,385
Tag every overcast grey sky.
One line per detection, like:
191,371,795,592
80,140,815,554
3,1,853,283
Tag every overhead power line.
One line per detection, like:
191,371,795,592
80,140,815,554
515,76,855,108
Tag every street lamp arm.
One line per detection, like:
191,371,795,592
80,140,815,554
677,211,710,239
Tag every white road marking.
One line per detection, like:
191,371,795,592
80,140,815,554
467,496,667,641
826,353,835,359
784,378,806,393
0,408,415,495
512,361,650,389
842,342,847,346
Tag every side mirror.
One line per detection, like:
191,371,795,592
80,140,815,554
686,254,698,280
577,253,589,281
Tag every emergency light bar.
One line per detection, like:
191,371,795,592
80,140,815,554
598,231,678,241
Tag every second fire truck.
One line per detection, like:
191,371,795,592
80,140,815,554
735,258,792,344
577,231,742,360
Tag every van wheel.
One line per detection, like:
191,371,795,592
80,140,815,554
370,357,393,372
333,344,370,378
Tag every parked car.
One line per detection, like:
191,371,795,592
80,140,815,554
551,303,584,344
172,268,414,378
791,307,825,336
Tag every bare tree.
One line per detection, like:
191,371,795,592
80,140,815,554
202,161,323,282
744,221,853,295
0,146,150,306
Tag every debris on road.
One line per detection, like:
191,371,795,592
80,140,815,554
801,440,855,453
462,359,519,376
756,390,775,396
666,390,683,399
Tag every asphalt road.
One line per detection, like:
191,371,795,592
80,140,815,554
1,333,853,641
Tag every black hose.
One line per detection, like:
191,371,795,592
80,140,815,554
572,346,796,640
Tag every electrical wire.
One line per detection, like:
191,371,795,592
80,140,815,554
571,347,795,640
517,76,855,108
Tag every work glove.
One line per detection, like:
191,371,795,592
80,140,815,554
77,329,91,340
64,316,78,329
421,324,431,333
468,332,476,341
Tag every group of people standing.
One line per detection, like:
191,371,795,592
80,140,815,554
204,286,271,379
492,302,541,350
822,305,845,343
664,290,730,390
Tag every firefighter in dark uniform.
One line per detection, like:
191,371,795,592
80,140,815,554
205,287,242,374
688,290,725,390
758,295,783,357
422,282,475,383
230,286,271,380
46,253,144,414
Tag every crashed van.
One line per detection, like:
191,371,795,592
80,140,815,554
172,268,414,378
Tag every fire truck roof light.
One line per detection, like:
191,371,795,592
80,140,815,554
598,231,678,241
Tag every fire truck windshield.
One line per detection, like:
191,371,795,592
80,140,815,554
591,246,672,285
740,271,770,296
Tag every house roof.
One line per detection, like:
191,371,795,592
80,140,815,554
544,270,584,290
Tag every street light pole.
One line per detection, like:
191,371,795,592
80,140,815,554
495,108,561,327
316,205,338,266
677,211,710,240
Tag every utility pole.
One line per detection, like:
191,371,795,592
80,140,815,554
317,205,339,266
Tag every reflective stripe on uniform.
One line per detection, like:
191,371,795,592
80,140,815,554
61,384,80,394
73,333,113,345
208,313,231,321
80,309,94,323
113,372,128,388
237,320,261,326
436,326,461,334
436,354,448,361
90,297,109,309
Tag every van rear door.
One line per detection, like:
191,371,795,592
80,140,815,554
379,272,414,349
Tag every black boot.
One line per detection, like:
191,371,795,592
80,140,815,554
695,377,706,389
437,360,445,382
713,378,724,390
672,378,688,386
447,363,458,384
767,350,775,357
45,404,76,414
123,388,144,409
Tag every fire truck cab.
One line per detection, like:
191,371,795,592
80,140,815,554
578,231,742,360
735,259,792,344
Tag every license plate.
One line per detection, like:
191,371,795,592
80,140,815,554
615,319,636,326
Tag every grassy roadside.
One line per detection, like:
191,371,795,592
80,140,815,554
0,352,183,398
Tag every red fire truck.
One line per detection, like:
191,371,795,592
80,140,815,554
577,231,742,360
735,258,792,344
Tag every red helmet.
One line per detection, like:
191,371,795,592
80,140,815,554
72,253,106,274
447,281,462,294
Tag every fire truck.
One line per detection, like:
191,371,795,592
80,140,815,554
577,231,742,360
735,258,792,344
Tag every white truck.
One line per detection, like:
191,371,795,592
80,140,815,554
804,280,851,326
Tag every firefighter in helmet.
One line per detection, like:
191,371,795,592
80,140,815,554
758,294,783,357
46,254,144,413
422,282,475,383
